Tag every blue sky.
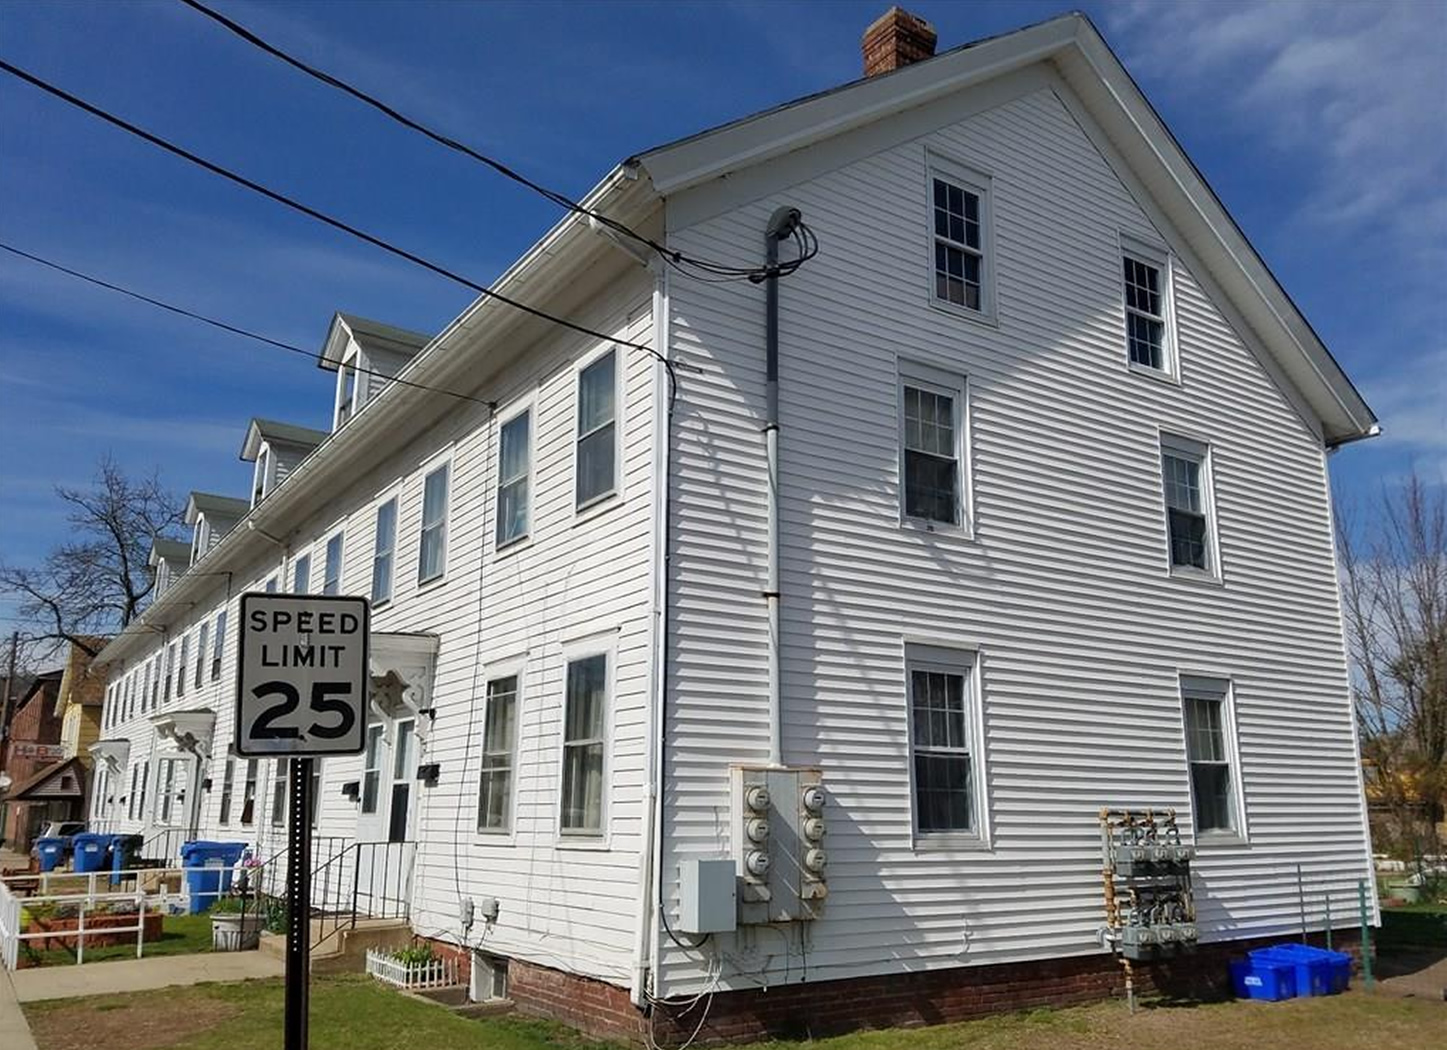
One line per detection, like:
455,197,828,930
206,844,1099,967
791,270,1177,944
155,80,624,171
1,0,1443,633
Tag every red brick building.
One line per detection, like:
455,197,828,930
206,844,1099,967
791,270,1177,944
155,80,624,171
0,669,69,851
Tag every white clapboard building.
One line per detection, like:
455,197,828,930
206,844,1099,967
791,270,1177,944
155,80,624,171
90,10,1378,1042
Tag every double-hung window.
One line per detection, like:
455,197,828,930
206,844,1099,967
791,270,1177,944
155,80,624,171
496,410,531,547
576,351,618,509
163,644,175,703
1122,239,1174,375
127,765,139,820
195,623,208,690
418,463,449,583
361,724,384,814
323,534,344,595
218,757,235,825
477,675,519,832
372,498,397,605
211,610,226,680
176,635,188,698
265,576,278,594
271,759,288,827
240,759,258,826
907,644,984,839
252,445,272,506
1160,434,1218,576
292,552,311,594
929,159,992,318
1180,677,1241,837
900,363,968,529
561,654,608,835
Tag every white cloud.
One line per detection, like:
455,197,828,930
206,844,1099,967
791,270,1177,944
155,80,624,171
1107,0,1446,251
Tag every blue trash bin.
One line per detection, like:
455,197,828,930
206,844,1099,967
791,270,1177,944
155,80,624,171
180,840,248,913
71,832,114,874
35,836,69,873
1250,944,1351,996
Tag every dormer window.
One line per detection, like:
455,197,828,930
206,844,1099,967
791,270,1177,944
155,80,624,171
190,516,210,566
252,444,273,507
336,351,359,429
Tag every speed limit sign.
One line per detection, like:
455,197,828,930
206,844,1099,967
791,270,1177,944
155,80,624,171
235,593,370,757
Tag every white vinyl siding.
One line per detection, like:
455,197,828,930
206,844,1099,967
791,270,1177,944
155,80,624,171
495,409,531,547
477,675,519,832
371,498,397,605
418,463,449,583
575,350,618,509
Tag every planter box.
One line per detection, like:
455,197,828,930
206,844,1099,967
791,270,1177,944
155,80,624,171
365,948,461,990
212,913,264,952
23,911,163,952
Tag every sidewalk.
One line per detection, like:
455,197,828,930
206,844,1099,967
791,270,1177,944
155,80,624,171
9,951,284,1003
1,967,38,1050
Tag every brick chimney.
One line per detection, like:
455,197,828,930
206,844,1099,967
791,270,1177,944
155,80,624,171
862,7,938,77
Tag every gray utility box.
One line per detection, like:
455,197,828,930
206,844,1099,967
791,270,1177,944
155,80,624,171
730,766,828,925
677,858,737,935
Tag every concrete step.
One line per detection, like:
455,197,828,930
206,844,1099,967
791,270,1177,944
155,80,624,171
257,918,411,974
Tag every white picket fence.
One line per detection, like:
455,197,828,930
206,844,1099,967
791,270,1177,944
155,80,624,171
364,947,460,990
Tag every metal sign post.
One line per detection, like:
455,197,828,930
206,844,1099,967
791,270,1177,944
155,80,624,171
235,593,369,1050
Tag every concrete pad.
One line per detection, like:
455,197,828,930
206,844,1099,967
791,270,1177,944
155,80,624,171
10,951,284,1002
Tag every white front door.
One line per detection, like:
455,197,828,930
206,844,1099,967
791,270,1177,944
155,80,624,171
354,716,416,911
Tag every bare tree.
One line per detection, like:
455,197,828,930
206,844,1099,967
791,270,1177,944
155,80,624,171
0,456,185,658
1337,472,1447,855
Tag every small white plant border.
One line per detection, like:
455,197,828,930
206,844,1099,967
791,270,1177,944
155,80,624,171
364,946,460,991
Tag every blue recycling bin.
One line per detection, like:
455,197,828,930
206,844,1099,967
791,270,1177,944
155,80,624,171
71,832,115,874
35,836,69,872
179,840,248,913
1249,943,1351,997
109,833,144,886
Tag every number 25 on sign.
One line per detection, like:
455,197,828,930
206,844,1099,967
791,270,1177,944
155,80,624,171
235,593,370,757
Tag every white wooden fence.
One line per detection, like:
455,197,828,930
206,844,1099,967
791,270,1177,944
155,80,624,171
364,947,460,990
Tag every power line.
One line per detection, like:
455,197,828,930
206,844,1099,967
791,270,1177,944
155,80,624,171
0,57,679,401
0,240,491,408
175,0,819,285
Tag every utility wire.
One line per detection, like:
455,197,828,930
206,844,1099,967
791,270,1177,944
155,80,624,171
0,240,491,407
175,0,819,285
0,57,678,403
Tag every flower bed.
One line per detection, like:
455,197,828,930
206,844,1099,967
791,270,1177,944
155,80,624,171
365,946,460,990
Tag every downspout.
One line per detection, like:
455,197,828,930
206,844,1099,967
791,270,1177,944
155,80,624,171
633,259,673,1008
763,206,802,769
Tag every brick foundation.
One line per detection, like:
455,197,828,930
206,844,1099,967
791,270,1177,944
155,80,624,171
421,929,1364,1047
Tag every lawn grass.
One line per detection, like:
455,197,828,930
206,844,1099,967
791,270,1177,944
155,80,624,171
23,913,214,966
23,975,1447,1050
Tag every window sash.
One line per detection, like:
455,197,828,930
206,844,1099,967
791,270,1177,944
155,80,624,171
323,535,343,595
496,412,531,546
1161,449,1211,571
240,760,257,826
1182,690,1236,834
218,758,235,825
177,637,188,698
932,177,983,311
293,554,311,594
902,381,962,526
561,655,607,833
195,624,208,689
908,657,978,836
372,499,397,604
164,646,175,702
419,465,449,582
212,611,226,680
478,676,519,831
271,759,288,827
576,352,618,508
362,723,383,814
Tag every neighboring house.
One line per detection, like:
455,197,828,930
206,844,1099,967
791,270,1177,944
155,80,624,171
0,670,69,850
55,639,109,822
89,10,1379,1043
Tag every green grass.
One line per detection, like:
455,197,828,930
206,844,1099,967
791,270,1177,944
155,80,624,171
22,977,1447,1050
1382,901,1447,914
23,913,215,966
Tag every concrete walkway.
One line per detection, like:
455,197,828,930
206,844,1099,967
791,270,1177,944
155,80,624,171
1,967,39,1050
9,951,284,1003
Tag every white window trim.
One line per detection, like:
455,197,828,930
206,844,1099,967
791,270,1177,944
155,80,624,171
1119,232,1180,383
572,343,625,518
371,488,401,607
897,359,974,538
334,339,365,430
476,654,527,842
904,641,992,851
252,442,276,507
1158,430,1223,583
191,515,210,566
556,632,616,848
291,547,312,595
924,152,997,326
417,450,453,587
1178,674,1249,846
322,530,345,596
494,396,536,552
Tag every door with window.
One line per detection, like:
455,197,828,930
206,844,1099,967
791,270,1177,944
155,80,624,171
353,715,416,909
